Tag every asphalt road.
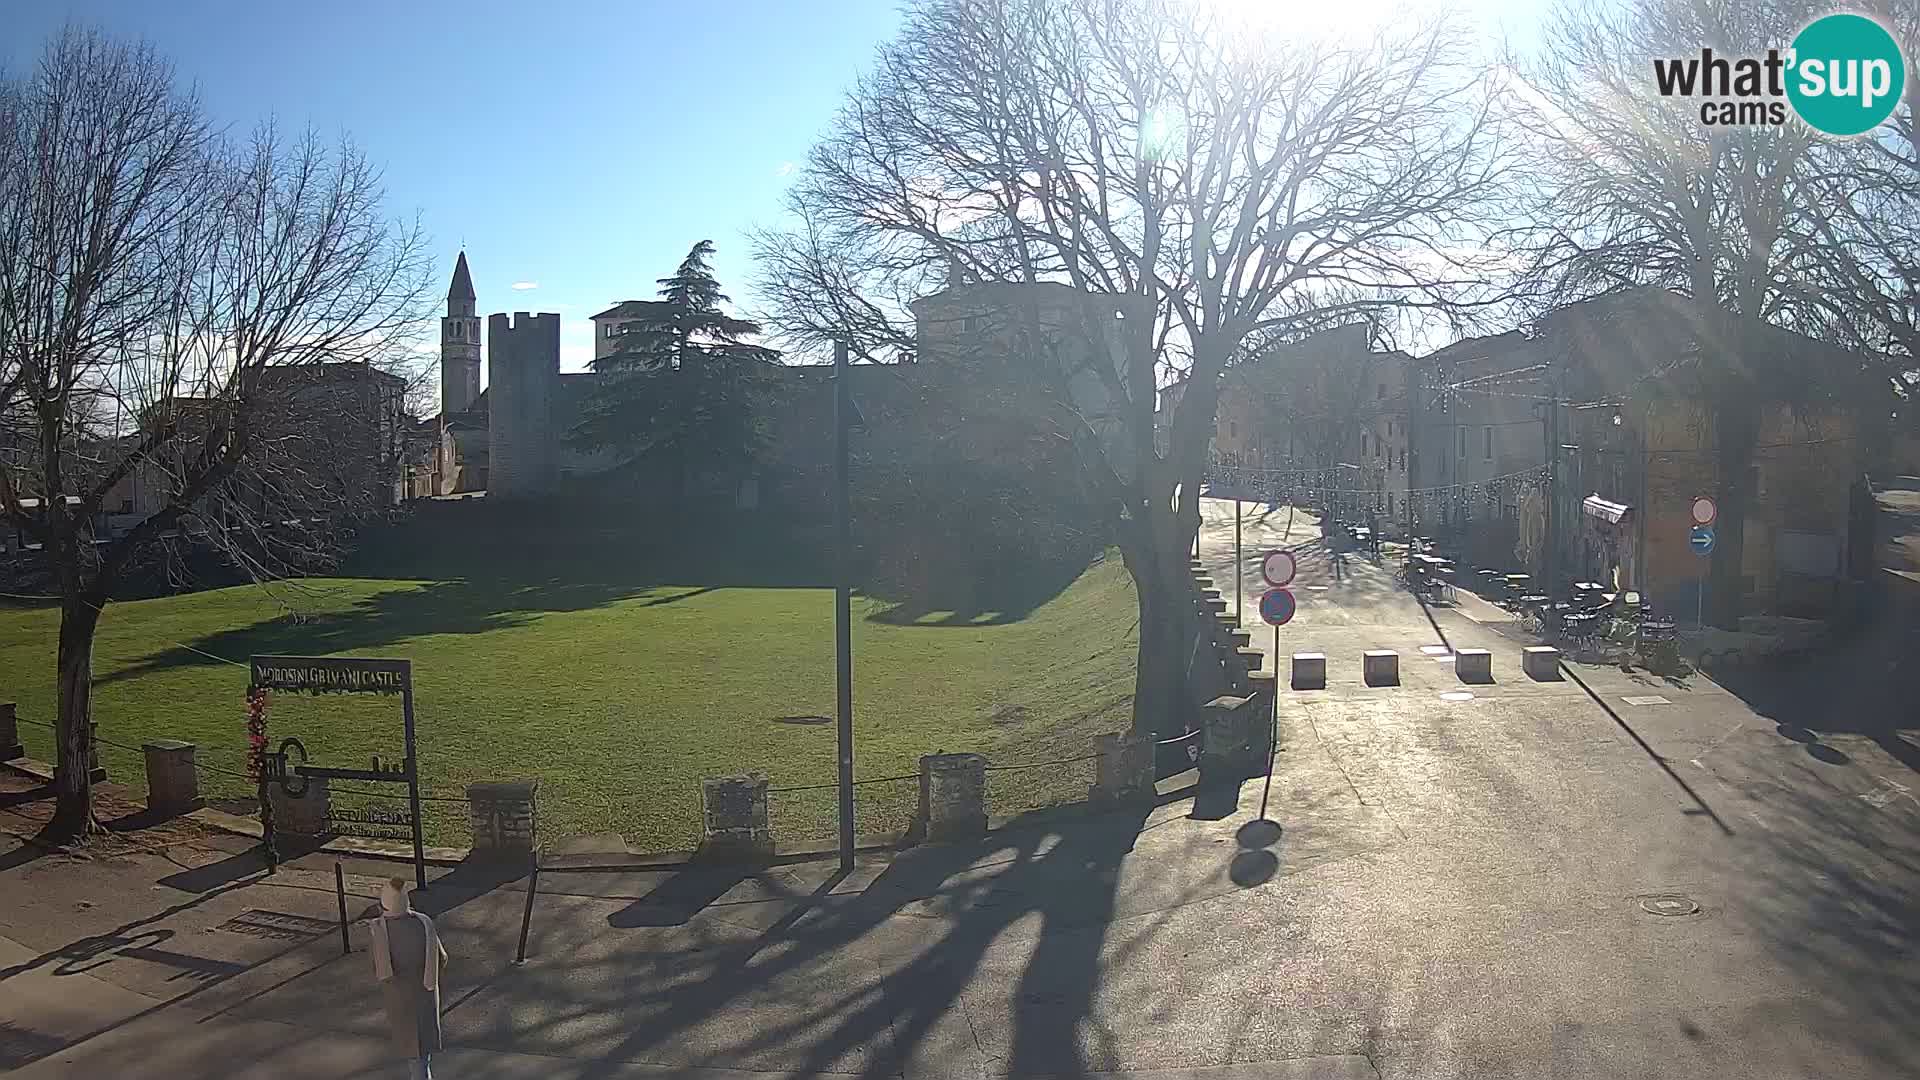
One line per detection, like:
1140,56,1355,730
12,496,1919,1079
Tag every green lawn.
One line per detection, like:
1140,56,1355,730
0,517,1137,851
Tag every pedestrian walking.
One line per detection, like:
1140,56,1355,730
369,877,448,1080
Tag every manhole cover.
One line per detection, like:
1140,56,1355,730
1420,645,1451,655
1439,690,1475,702
1431,654,1456,662
216,910,335,940
1306,585,1329,591
1623,695,1672,706
1639,895,1701,917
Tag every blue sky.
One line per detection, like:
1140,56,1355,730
4,0,1545,380
3,0,903,373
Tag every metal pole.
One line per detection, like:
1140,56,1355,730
833,340,855,875
515,860,539,964
1544,381,1559,597
1258,622,1278,821
334,862,350,956
1234,499,1243,621
402,682,425,891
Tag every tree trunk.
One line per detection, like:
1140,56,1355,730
50,595,103,838
1118,491,1200,739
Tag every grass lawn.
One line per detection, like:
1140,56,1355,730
0,507,1137,851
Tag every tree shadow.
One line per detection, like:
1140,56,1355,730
1713,569,1920,761
442,801,1180,1079
1718,756,1920,1075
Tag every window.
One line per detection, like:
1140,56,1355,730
1229,421,1238,438
1377,382,1386,400
1458,427,1466,457
1484,426,1493,460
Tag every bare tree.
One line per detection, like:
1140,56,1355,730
756,0,1507,733
1501,0,1867,627
0,27,430,837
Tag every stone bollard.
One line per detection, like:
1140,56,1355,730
1523,646,1562,681
699,773,772,860
1291,652,1328,690
1363,650,1400,687
468,780,539,860
1456,648,1494,683
1200,695,1258,782
142,740,200,815
916,752,987,843
1090,732,1154,804
0,703,20,761
270,776,331,836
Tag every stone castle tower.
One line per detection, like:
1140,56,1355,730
440,252,482,414
487,312,560,496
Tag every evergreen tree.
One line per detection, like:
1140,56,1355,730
572,241,779,486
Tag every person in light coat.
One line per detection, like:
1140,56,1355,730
368,877,447,1080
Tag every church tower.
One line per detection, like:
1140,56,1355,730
440,251,482,414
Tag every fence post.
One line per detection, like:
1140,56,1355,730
698,774,772,861
467,780,539,860
142,740,201,815
0,703,20,761
914,753,987,843
1090,732,1154,804
86,723,106,783
269,776,331,835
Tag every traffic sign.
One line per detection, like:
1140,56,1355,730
1689,525,1715,556
1691,496,1717,526
1258,587,1296,626
1261,549,1297,587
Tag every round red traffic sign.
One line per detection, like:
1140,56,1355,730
1691,496,1716,526
1258,587,1296,626
1262,549,1297,587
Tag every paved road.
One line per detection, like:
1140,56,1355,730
8,497,1918,1078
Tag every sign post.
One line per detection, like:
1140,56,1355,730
249,655,426,890
1689,523,1715,629
1256,581,1295,821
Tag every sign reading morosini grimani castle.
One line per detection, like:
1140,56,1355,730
249,656,411,695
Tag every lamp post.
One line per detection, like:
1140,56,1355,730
832,340,856,874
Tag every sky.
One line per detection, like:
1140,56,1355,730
3,0,1547,382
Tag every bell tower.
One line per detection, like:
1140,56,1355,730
440,251,482,414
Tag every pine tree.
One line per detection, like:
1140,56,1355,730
572,241,780,491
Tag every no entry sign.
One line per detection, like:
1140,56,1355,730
1691,496,1717,526
1259,587,1296,626
1262,549,1297,588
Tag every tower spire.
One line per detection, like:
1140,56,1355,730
448,251,476,303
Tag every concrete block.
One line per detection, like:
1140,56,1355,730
1456,648,1493,683
142,740,200,815
700,773,771,860
1291,652,1327,690
916,752,987,843
1363,650,1400,687
1523,646,1563,681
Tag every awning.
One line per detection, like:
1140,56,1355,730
1582,494,1631,524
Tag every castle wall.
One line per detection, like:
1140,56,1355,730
488,312,560,497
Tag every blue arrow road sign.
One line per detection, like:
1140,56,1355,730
1689,525,1715,556
1259,586,1296,626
